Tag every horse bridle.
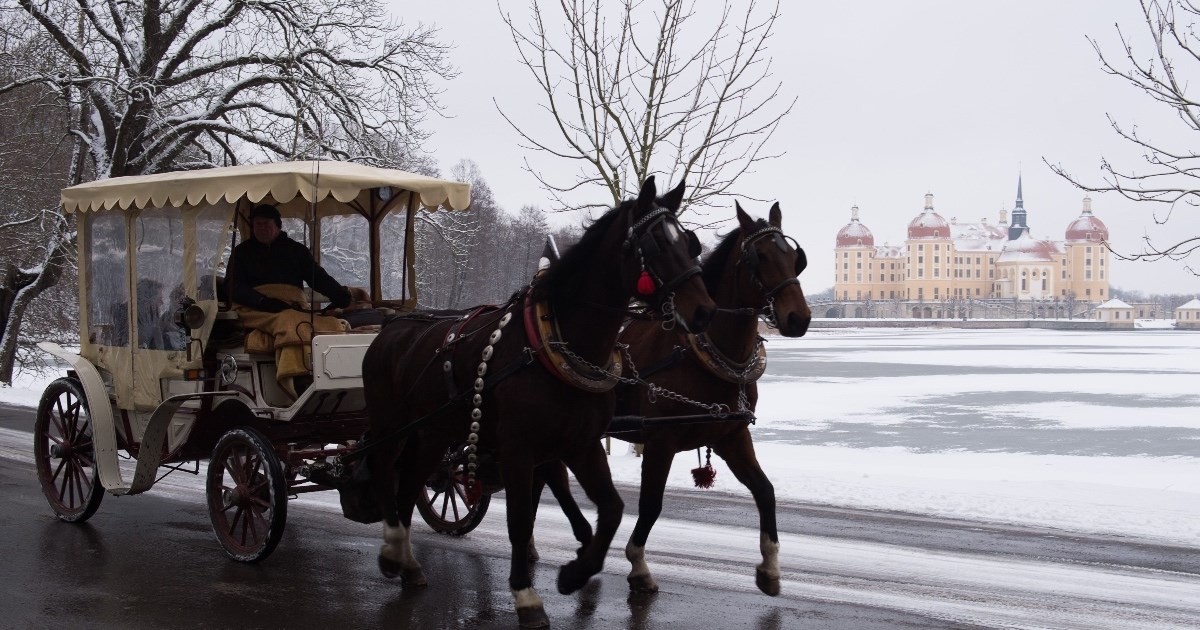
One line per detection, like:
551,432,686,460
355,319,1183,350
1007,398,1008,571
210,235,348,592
738,226,807,324
624,206,703,302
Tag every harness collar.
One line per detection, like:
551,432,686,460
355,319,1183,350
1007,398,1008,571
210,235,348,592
686,332,767,384
523,291,623,393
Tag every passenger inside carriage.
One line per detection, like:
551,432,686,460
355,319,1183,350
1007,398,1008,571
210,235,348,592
225,204,354,400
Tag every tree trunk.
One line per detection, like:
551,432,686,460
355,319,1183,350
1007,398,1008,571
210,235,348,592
0,225,71,384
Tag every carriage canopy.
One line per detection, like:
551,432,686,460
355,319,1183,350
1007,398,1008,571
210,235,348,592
64,161,471,411
60,160,471,215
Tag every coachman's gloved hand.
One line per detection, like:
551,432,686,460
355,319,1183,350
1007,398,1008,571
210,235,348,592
330,286,352,310
257,297,292,313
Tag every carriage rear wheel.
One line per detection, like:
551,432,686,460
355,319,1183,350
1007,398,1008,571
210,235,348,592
417,456,490,536
34,378,104,522
206,428,287,562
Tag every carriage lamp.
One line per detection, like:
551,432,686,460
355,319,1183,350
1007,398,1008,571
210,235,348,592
173,296,207,331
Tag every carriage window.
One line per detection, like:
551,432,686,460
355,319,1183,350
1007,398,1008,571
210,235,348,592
320,214,371,292
195,204,233,303
380,211,411,301
87,213,130,347
133,209,187,351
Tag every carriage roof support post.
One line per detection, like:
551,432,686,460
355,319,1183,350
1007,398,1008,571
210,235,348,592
402,191,420,310
368,188,409,303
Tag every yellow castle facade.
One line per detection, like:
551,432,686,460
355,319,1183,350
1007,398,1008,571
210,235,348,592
834,179,1110,307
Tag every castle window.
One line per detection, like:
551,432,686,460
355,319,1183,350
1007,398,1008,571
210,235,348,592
1086,270,1092,280
918,256,924,264
934,268,940,278
918,269,924,278
1042,278,1047,290
934,256,940,264
1021,278,1027,291
918,244,924,251
975,269,980,278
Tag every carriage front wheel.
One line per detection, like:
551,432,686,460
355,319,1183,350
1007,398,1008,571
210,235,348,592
34,377,104,522
206,427,287,562
416,455,491,536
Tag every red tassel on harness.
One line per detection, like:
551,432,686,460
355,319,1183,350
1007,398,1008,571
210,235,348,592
691,447,717,488
691,463,717,488
636,270,656,295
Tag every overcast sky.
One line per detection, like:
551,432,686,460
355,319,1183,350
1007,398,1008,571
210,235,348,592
393,1,1200,297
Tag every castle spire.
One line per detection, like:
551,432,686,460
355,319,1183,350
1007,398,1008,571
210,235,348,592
1008,173,1029,240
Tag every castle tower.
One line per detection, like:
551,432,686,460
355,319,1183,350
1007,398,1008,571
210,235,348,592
1008,175,1029,240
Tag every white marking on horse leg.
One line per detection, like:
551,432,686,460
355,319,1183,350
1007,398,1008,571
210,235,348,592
512,587,543,610
757,531,780,579
625,541,650,579
625,539,659,592
381,523,419,570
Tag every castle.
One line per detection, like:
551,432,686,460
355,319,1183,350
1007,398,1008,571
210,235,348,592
833,177,1110,318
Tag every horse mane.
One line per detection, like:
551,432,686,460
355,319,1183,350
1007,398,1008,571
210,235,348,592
701,218,769,293
531,201,630,303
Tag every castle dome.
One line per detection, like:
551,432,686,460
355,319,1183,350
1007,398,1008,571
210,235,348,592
997,229,1057,263
908,193,950,239
1065,197,1109,243
836,205,874,247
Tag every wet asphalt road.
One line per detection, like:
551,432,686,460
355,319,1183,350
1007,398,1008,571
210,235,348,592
3,402,1199,629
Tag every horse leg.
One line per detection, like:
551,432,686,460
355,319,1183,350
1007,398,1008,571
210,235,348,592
527,469,545,563
376,439,429,586
558,442,624,595
501,459,549,628
713,429,781,596
624,444,674,593
539,461,593,559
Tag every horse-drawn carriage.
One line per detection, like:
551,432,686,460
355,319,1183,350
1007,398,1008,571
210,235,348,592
35,159,808,627
35,161,473,561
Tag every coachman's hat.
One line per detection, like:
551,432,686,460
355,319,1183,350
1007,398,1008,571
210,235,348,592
249,204,282,227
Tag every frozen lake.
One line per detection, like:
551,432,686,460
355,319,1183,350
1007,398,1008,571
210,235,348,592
605,327,1200,546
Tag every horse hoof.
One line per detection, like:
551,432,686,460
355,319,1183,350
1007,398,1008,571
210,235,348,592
517,605,550,628
402,567,428,587
755,568,781,596
556,559,594,594
378,555,402,579
627,574,659,594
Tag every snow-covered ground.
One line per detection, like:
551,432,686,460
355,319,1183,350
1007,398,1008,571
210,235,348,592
4,327,1198,546
603,327,1200,547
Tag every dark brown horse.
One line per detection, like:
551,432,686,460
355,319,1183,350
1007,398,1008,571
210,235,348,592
534,201,811,596
360,178,716,628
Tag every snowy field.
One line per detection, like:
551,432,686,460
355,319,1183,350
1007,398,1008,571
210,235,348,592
603,327,1200,546
4,327,1198,547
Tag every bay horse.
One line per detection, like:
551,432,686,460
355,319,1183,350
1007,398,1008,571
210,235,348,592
533,201,811,596
360,177,716,628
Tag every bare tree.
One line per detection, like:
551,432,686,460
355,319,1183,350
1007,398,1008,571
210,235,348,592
1046,0,1200,274
499,0,793,219
0,0,455,382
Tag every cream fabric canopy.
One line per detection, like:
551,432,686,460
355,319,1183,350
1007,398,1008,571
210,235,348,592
60,160,472,214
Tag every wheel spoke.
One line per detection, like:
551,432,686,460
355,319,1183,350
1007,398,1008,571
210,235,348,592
70,460,86,508
435,489,449,520
49,408,67,441
51,456,67,484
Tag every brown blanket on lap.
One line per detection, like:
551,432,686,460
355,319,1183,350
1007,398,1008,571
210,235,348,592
234,283,349,387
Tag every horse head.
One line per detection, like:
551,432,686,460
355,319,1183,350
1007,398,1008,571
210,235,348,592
734,201,812,337
623,177,716,333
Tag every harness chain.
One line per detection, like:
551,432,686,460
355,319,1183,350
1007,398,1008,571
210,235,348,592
549,341,735,417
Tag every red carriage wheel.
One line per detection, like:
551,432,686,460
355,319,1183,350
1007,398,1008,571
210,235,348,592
206,428,287,562
34,378,105,522
416,455,490,536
